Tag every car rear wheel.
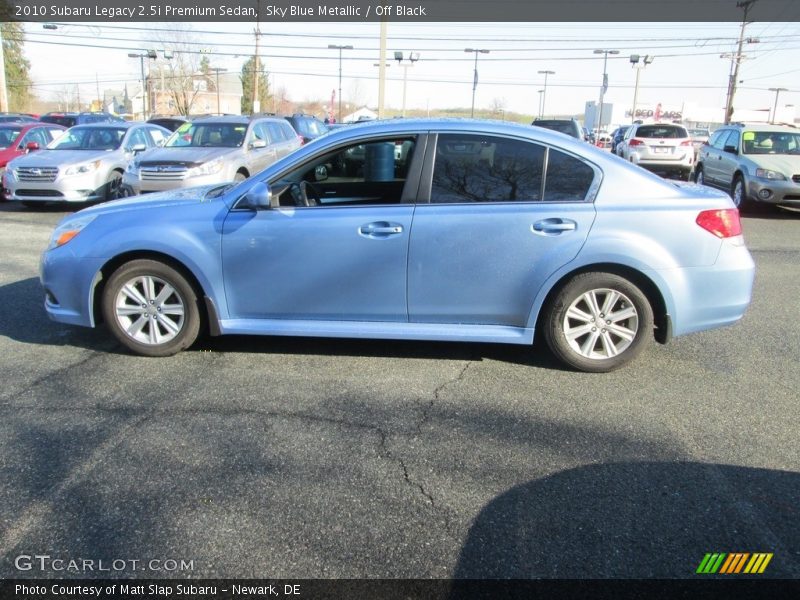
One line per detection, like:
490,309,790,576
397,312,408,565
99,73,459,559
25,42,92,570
102,259,201,357
543,272,653,372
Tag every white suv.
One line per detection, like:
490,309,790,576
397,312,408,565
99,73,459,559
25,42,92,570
619,123,694,180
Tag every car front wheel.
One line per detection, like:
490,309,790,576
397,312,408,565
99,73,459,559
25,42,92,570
732,175,747,209
543,272,654,372
101,259,201,357
695,166,705,185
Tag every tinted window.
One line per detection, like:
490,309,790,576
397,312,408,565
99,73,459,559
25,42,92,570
724,130,740,151
267,122,286,142
40,115,77,128
432,134,544,203
709,129,730,149
0,127,22,149
534,120,580,138
635,125,689,139
126,128,149,149
20,127,49,148
544,149,595,202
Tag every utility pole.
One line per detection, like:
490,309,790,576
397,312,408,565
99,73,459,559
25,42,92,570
378,18,387,119
252,25,261,113
724,0,758,124
0,27,8,112
537,70,555,119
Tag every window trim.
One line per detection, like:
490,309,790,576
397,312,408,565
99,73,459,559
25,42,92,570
418,131,601,206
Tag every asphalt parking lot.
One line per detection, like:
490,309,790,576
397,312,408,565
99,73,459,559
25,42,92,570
0,201,798,580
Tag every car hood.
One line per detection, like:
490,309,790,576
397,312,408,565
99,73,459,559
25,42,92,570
10,149,118,168
136,146,235,166
74,184,230,218
746,154,800,175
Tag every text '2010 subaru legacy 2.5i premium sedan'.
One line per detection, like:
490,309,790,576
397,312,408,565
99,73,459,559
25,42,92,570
4,122,170,206
40,119,755,372
122,115,302,195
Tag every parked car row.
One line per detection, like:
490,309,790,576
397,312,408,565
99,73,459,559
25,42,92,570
0,112,330,206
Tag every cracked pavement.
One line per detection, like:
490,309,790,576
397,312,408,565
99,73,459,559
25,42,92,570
1,203,798,579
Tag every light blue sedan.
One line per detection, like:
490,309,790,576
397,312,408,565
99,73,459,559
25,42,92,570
40,119,755,372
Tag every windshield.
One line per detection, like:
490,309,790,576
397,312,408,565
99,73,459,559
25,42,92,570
48,127,126,151
165,122,246,148
742,131,800,155
0,127,23,149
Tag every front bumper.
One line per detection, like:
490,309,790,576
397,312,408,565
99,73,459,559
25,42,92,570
123,170,229,195
747,176,800,208
40,248,106,328
5,170,107,203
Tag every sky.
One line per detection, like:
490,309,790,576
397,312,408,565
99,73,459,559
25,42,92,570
19,20,800,123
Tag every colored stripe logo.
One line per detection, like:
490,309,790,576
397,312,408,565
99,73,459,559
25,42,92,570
696,553,773,574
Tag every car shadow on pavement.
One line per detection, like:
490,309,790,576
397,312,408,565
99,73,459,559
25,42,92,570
197,334,571,371
0,277,110,349
452,462,800,580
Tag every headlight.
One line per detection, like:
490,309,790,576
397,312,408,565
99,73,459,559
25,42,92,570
64,160,101,176
46,215,98,251
187,159,224,178
755,168,786,181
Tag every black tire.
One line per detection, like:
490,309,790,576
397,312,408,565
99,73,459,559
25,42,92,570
104,171,123,201
543,272,654,373
694,166,705,185
101,259,201,357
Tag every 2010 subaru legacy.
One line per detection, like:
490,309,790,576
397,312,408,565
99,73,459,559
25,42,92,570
40,119,755,372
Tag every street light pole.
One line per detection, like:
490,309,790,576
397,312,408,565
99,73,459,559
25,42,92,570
465,48,490,118
593,48,620,142
537,90,544,118
629,54,653,123
537,70,555,119
328,44,353,123
769,87,788,124
394,52,420,118
128,50,157,119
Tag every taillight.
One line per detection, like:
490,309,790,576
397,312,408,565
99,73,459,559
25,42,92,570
696,209,742,238
297,135,305,145
629,139,644,146
680,140,693,146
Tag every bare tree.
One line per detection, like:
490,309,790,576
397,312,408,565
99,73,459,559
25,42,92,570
144,25,210,116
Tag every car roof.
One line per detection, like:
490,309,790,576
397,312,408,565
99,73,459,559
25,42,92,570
66,122,134,129
726,123,798,132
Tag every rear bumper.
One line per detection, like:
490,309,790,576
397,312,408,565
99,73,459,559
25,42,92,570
654,237,755,337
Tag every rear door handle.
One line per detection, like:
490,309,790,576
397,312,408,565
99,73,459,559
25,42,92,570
532,218,577,236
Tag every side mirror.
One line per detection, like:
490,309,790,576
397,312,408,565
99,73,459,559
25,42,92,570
250,139,267,149
723,144,738,154
241,182,271,210
25,142,40,152
128,143,147,154
314,165,328,182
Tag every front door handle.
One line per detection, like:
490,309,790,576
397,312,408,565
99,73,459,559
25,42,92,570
532,218,577,236
359,222,404,238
